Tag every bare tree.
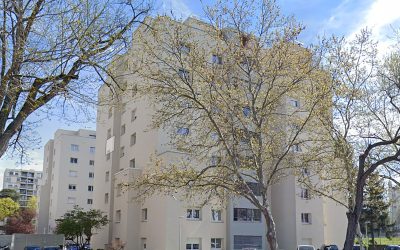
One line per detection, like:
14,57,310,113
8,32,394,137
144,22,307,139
0,0,151,159
129,1,332,250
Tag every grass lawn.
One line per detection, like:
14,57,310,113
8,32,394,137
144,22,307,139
358,237,400,245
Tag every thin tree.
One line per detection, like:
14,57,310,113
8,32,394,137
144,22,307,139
129,1,332,250
0,0,151,159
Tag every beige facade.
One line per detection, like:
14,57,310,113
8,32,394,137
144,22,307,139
37,129,96,233
92,17,347,250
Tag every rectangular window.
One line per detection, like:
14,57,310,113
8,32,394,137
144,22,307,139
130,133,136,146
71,144,79,152
233,208,261,222
105,171,110,182
186,244,200,250
89,160,95,166
121,124,126,135
301,188,310,200
67,197,76,204
89,172,94,178
302,168,310,175
117,184,122,197
70,158,78,164
88,185,94,192
68,184,76,191
292,144,302,152
177,127,189,136
105,193,109,204
212,54,223,64
301,213,312,224
131,109,137,122
247,182,262,196
211,238,222,250
106,153,111,160
87,199,93,205
178,68,190,80
290,99,300,108
233,235,262,250
142,208,148,221
69,171,78,177
130,158,136,168
89,147,96,154
211,209,222,222
115,210,121,223
120,146,125,158
186,209,200,220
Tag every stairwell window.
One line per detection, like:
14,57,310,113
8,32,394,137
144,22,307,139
233,208,261,222
130,133,136,146
142,208,148,221
301,213,312,224
211,209,222,222
130,158,136,168
131,109,137,122
89,160,95,166
87,199,93,205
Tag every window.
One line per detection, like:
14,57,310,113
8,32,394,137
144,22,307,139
212,54,223,64
290,99,300,108
292,144,302,152
89,172,94,178
89,134,96,139
233,235,262,250
105,171,110,182
106,153,111,160
105,193,109,204
211,209,222,222
302,168,310,175
115,210,121,223
131,109,137,122
186,209,200,220
233,208,261,222
301,213,312,224
180,43,190,54
301,188,310,200
68,184,76,191
67,197,76,204
89,160,95,166
87,199,93,205
69,171,78,177
142,208,148,221
177,127,189,135
121,124,126,135
89,147,96,154
119,146,125,158
130,133,136,146
247,182,262,196
88,185,94,191
70,158,78,164
71,144,79,152
243,106,251,117
116,184,122,197
130,158,136,168
107,129,112,139
211,238,222,250
108,107,113,118
186,244,200,250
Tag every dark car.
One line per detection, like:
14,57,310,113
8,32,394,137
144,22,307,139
353,245,366,250
384,246,400,250
24,247,41,250
44,247,61,250
324,245,339,250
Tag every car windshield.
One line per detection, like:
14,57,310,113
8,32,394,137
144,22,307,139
299,246,314,250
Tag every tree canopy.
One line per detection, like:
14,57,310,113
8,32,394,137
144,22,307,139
0,189,19,202
0,197,19,220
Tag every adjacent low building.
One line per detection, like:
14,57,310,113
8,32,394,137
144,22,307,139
37,129,96,234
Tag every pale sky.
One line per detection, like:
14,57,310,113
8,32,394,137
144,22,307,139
1,0,400,187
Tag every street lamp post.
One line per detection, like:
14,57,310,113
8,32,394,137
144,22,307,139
365,221,370,250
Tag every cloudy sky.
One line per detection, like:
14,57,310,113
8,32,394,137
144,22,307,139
1,0,400,186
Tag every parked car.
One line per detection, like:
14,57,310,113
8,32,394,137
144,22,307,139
353,245,366,250
323,245,339,250
24,246,41,250
44,247,61,250
298,245,316,250
384,245,400,250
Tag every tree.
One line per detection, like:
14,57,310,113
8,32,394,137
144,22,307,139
55,206,108,249
4,208,35,234
360,173,393,247
0,189,19,202
0,0,151,159
127,1,331,250
0,197,19,220
26,196,37,211
297,30,400,250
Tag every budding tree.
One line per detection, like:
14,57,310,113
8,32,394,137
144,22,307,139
129,1,331,250
0,0,151,159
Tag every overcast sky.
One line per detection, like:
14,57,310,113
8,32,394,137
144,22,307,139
1,0,400,187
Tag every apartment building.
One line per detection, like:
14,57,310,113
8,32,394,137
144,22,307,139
92,17,347,250
2,168,42,207
37,129,96,234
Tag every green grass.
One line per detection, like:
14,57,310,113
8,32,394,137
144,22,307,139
357,237,400,245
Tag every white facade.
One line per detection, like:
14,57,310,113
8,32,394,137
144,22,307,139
36,129,96,234
2,168,42,207
92,17,347,250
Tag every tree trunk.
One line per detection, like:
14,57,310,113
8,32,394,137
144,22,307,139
344,211,358,250
263,206,278,250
